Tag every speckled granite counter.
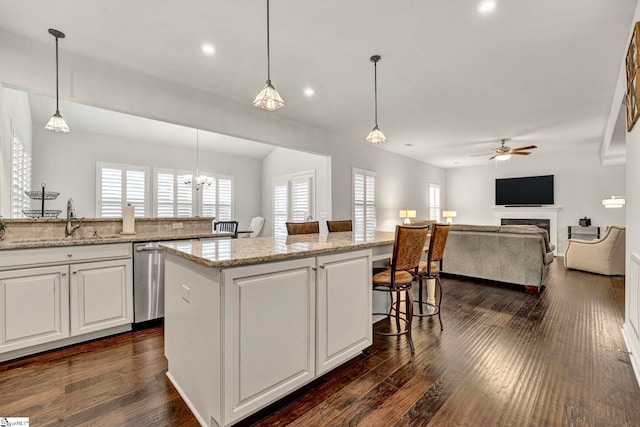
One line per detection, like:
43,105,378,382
160,231,395,268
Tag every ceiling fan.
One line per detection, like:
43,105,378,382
478,139,537,160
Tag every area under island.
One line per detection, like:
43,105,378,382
160,231,395,427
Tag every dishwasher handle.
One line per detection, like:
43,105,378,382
136,245,164,253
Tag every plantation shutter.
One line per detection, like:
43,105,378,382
353,168,376,234
291,175,311,222
11,132,31,218
176,174,193,217
98,163,149,218
100,167,123,217
201,178,216,217
429,183,441,222
273,181,289,237
156,172,175,217
217,177,233,221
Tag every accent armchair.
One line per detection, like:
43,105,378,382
564,225,626,276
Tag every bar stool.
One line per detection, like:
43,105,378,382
326,220,352,232
414,223,451,330
372,225,429,353
286,221,320,235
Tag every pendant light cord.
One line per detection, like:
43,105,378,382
266,0,271,83
55,35,60,113
374,59,378,127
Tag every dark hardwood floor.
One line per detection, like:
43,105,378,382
1,258,639,426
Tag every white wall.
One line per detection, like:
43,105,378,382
261,147,331,236
30,127,263,229
0,30,446,228
446,150,625,254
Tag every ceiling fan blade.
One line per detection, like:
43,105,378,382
510,145,537,151
469,152,494,157
488,154,498,160
510,151,531,155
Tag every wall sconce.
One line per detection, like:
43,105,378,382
442,210,457,224
399,209,416,224
602,196,626,208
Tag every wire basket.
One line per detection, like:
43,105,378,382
22,209,62,218
24,190,60,200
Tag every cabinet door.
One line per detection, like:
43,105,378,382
70,259,133,336
0,265,69,353
222,258,316,424
316,249,372,375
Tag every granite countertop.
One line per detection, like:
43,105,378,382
160,231,396,268
0,231,232,250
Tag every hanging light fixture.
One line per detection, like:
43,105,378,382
365,55,387,144
253,0,285,111
45,29,70,133
602,195,626,208
184,130,213,190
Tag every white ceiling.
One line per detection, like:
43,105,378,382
0,0,636,168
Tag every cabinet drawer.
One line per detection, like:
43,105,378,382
0,243,132,270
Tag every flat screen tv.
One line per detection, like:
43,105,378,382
495,175,554,206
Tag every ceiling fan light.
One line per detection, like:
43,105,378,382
365,125,387,144
253,81,285,111
495,153,511,161
44,111,70,133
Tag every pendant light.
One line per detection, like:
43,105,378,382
45,28,70,133
253,0,285,111
184,130,213,190
365,55,387,144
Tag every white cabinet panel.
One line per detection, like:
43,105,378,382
0,265,69,353
317,250,372,374
70,259,133,336
223,258,315,424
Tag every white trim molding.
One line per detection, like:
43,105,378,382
493,206,561,255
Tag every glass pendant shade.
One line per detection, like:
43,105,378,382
365,125,387,144
44,111,70,133
495,154,511,161
253,80,285,111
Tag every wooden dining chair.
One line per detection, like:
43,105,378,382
286,221,320,235
414,223,450,330
372,224,429,353
214,220,239,238
326,220,352,232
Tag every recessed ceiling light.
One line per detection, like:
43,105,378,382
453,161,460,165
201,43,216,56
477,0,497,14
303,87,315,96
405,143,414,147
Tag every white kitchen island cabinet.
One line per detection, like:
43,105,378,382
161,232,392,427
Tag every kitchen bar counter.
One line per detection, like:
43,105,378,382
160,230,395,268
163,231,394,426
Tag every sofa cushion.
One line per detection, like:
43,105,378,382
450,224,501,233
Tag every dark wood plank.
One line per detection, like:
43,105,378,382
1,259,639,427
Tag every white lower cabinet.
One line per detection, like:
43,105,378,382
316,250,372,374
70,259,133,336
222,258,316,424
0,265,70,353
0,243,133,360
165,249,373,427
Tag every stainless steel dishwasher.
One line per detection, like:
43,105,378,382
133,242,165,323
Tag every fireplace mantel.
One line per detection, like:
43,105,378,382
492,206,561,254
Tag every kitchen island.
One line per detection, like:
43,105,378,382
161,231,395,427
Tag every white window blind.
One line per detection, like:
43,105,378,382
155,169,233,219
353,168,376,235
11,131,31,218
97,163,149,218
272,171,314,237
429,183,441,222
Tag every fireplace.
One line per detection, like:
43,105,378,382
501,218,551,236
493,206,560,254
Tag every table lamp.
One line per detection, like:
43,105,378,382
442,210,457,224
399,209,416,224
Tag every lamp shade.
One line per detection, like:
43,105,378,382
602,196,626,208
399,209,416,224
442,210,457,218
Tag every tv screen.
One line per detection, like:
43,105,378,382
495,175,554,206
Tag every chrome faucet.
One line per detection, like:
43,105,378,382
65,198,83,237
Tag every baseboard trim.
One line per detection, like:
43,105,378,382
622,323,640,388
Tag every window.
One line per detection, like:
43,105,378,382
353,168,376,235
272,171,315,237
429,183,441,222
97,162,149,217
155,168,233,219
11,131,31,218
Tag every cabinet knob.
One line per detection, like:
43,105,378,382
67,253,73,258
61,272,67,277
312,267,317,271
319,265,325,269
72,271,78,275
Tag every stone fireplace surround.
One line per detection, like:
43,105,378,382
493,206,560,255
